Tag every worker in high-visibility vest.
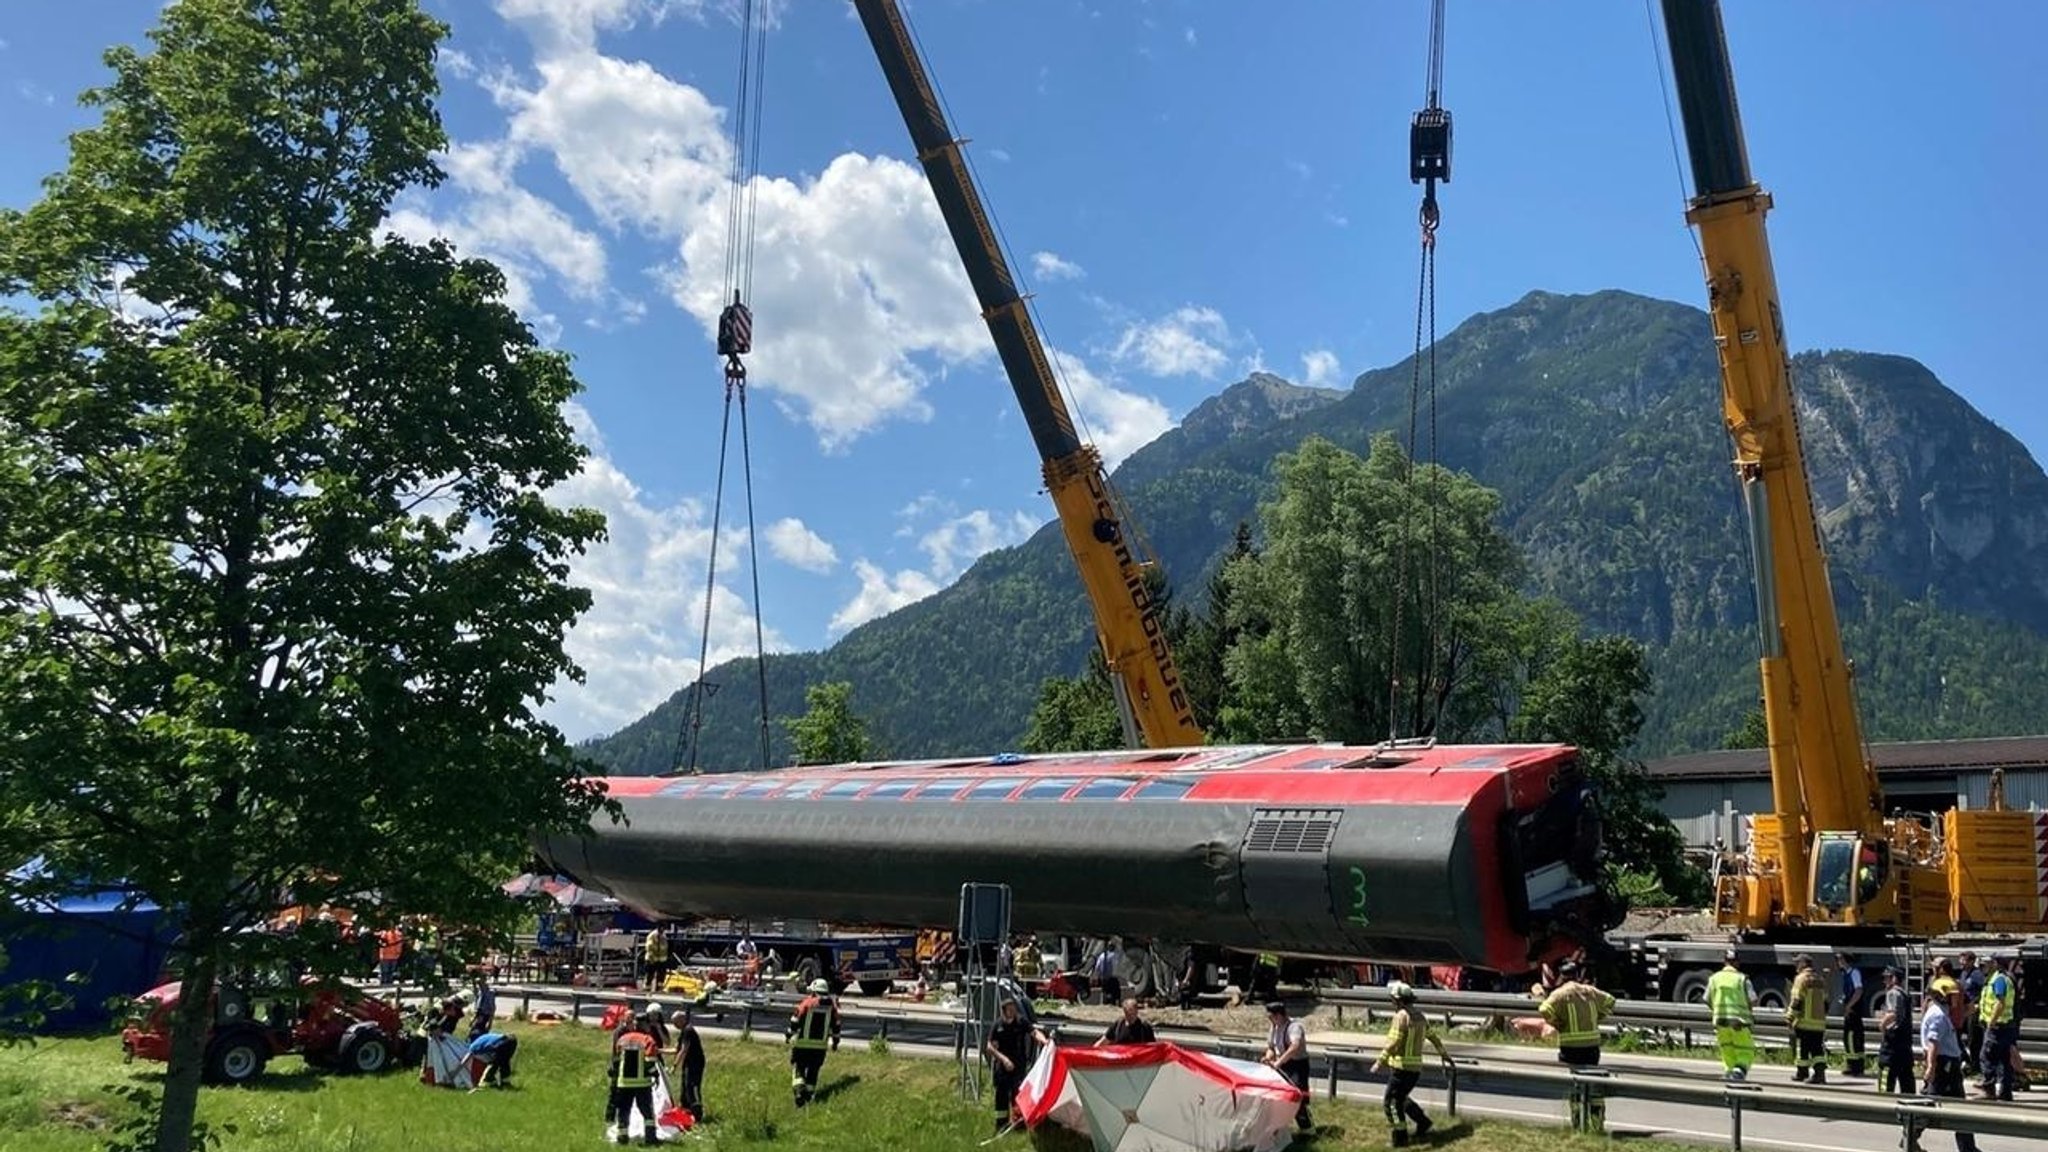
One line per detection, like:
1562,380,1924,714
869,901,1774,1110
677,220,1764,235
1253,952,1281,1001
1538,961,1615,1133
605,1021,662,1146
785,978,842,1106
1706,951,1759,1081
1788,954,1829,1083
641,928,671,992
1370,980,1446,1147
1977,954,2018,1101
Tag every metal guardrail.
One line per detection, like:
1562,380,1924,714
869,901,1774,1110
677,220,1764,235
1320,984,2048,1050
471,982,2048,1151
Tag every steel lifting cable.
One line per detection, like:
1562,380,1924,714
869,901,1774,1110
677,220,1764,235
676,0,775,775
1388,0,1452,742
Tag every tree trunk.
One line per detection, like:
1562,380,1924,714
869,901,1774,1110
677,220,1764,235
153,943,219,1152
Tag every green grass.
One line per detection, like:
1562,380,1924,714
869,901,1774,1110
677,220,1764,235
0,1023,1704,1152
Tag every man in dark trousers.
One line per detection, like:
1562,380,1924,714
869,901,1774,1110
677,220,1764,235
986,996,1046,1135
1096,999,1156,1046
1873,966,1915,1095
1836,952,1868,1077
605,1020,662,1146
669,1006,706,1122
1262,1001,1313,1134
785,978,842,1106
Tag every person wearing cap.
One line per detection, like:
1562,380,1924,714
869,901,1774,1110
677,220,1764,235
1922,988,1981,1152
606,1016,663,1146
1836,952,1868,1077
1788,954,1829,1083
785,978,842,1106
1958,951,1984,1076
1873,966,1915,1095
1706,951,1758,1081
1261,1000,1313,1134
1370,980,1445,1147
1539,961,1615,1132
1976,954,2017,1101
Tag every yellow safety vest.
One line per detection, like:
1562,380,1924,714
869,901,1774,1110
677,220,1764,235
643,931,669,962
612,1031,656,1088
1980,972,2016,1027
1791,971,1827,1031
1540,982,1613,1048
1383,1006,1428,1070
790,999,834,1051
1257,953,1280,970
1706,967,1751,1026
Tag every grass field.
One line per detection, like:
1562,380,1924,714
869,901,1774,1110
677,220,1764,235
0,1022,1704,1152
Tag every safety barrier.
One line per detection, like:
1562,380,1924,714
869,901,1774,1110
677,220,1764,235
452,981,2048,1150
1319,984,2048,1049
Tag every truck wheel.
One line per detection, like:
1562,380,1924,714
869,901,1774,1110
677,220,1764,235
204,1033,269,1086
1752,975,1790,1012
858,979,892,997
338,1029,393,1075
1672,971,1712,1005
796,957,821,989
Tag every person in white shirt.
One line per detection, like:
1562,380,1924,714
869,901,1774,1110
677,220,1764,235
1922,997,1979,1152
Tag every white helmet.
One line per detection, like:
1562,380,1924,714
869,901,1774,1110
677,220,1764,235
808,978,831,994
1387,980,1416,1003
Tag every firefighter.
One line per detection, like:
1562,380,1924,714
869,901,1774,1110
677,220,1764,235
1977,954,2018,1101
605,1019,662,1146
1369,980,1445,1147
1538,961,1615,1132
1789,954,1829,1083
1706,951,1758,1081
1836,951,1867,1077
785,978,841,1106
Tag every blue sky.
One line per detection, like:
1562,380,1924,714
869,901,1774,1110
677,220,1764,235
3,1,2043,741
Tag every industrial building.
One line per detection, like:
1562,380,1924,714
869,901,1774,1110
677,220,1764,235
1648,736,2048,851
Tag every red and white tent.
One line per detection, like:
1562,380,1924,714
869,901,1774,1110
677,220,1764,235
1015,1042,1306,1152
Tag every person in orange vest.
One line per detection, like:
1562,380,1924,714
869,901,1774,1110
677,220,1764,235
606,1019,663,1145
375,927,404,984
785,978,842,1106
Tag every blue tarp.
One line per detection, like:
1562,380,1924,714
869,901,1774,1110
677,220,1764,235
4,859,177,1033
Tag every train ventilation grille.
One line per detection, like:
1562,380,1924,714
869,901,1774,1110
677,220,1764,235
1244,810,1342,855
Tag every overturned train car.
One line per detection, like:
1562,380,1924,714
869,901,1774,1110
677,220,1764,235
538,742,1620,973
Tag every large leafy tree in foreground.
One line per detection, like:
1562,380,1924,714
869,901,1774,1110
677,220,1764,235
0,2,609,1148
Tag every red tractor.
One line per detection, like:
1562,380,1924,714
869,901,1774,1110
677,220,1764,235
121,976,406,1086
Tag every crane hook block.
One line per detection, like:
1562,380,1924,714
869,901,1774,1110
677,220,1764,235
1410,107,1452,185
718,300,754,358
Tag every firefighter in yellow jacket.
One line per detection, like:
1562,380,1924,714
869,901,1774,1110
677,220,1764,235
1369,981,1446,1147
1788,954,1829,1083
1538,961,1616,1133
785,978,842,1106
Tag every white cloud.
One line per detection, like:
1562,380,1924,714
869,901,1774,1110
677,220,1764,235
491,0,706,55
1032,250,1085,281
1110,305,1231,380
1300,349,1341,388
764,517,838,573
537,404,788,740
829,560,940,633
919,509,1038,580
1046,346,1174,469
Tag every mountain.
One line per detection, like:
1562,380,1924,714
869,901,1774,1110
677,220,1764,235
583,289,2048,774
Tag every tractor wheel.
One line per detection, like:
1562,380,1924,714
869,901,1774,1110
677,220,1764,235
204,1033,269,1086
338,1028,393,1075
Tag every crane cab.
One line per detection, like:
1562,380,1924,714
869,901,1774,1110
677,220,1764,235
1807,831,1889,926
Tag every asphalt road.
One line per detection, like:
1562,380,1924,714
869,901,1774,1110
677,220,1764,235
461,983,2048,1151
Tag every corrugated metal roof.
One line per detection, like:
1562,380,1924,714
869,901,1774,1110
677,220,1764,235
1647,735,2048,780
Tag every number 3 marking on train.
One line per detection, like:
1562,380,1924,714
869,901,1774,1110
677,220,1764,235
1347,866,1371,927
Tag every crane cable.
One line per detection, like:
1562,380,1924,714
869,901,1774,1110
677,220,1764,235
676,0,774,775
1387,0,1450,742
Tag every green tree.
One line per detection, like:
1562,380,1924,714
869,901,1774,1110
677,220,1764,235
1020,653,1124,754
0,4,609,1148
1178,520,1255,732
1513,635,1708,905
1720,706,1769,750
785,681,875,765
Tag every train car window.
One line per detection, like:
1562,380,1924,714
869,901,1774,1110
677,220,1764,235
1017,778,1082,801
1132,778,1196,801
1074,778,1136,800
658,781,702,798
914,779,972,800
778,780,825,799
967,778,1025,801
736,781,783,799
864,779,920,801
695,780,739,798
822,780,871,799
